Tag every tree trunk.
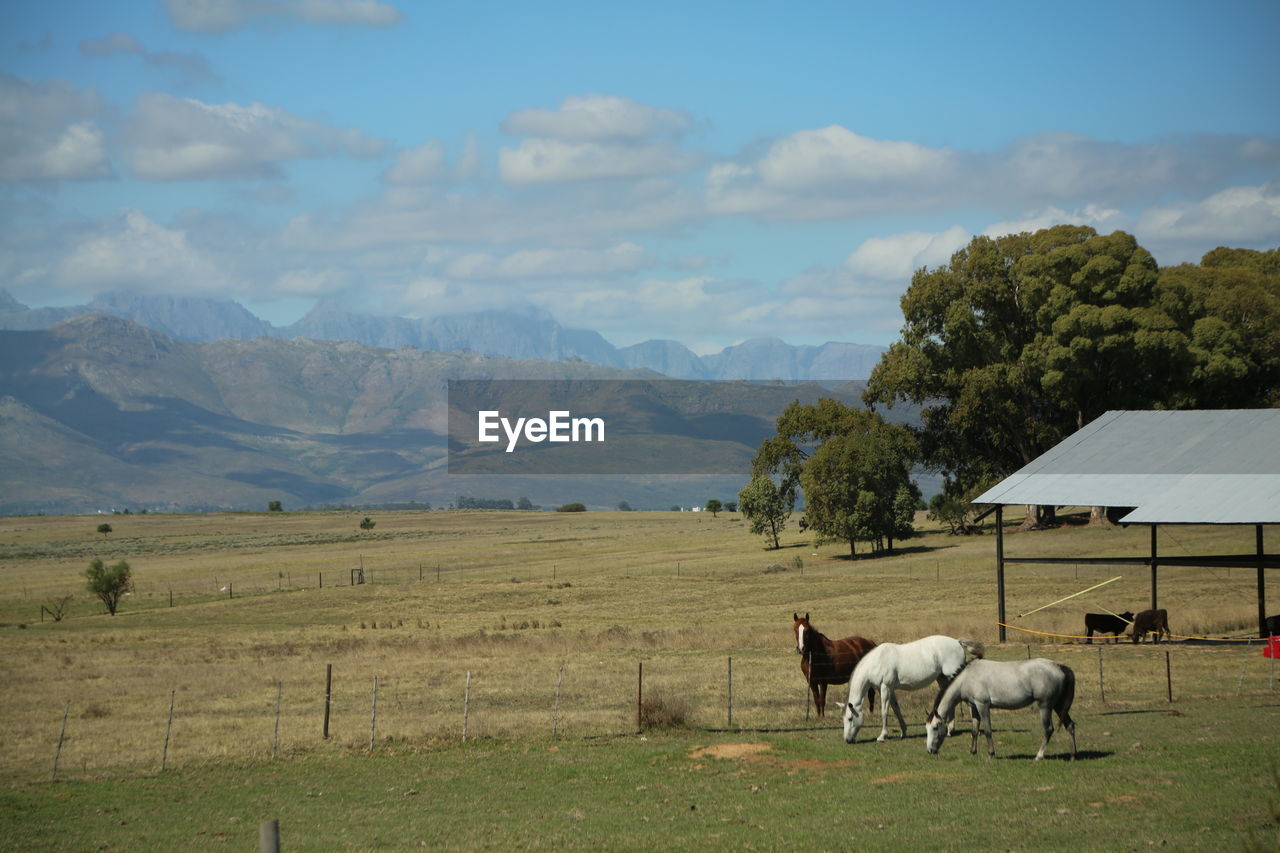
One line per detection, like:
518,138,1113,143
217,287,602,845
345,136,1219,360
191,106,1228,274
1089,506,1114,526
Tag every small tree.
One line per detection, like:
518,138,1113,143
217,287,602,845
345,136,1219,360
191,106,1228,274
268,500,283,512
84,558,132,616
359,516,376,531
617,500,633,512
556,503,587,513
704,499,722,518
516,496,535,510
724,501,738,513
96,523,112,536
42,595,73,622
738,475,790,550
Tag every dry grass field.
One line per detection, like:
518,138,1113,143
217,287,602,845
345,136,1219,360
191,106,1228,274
1,508,1275,785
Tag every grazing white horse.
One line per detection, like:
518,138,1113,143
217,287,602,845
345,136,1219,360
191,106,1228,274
835,635,984,743
924,658,1077,761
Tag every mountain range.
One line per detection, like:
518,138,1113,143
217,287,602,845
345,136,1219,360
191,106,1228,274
0,290,886,381
0,314,913,515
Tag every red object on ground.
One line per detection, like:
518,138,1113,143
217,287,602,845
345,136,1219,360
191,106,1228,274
1264,636,1280,658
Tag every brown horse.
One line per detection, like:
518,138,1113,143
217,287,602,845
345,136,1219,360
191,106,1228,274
792,612,877,718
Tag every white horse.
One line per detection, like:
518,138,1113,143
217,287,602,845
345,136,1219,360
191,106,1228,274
834,635,984,743
924,658,1077,761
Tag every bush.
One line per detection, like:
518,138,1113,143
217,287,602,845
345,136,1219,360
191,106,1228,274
639,689,691,729
84,558,132,616
556,503,587,513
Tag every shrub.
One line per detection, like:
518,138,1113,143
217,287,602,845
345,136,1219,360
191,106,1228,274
84,558,132,615
556,503,587,513
639,689,691,729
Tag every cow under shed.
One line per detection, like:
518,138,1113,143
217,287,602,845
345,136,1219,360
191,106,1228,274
1084,611,1133,643
1131,608,1170,643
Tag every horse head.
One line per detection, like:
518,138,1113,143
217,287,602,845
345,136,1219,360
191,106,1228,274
924,710,948,754
836,699,864,743
793,612,811,655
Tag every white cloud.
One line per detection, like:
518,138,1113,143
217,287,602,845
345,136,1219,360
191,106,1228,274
382,141,446,185
52,209,234,293
445,243,649,280
79,32,219,83
501,95,692,141
1136,182,1280,260
758,126,955,188
0,74,111,181
162,0,402,33
126,93,385,180
499,138,697,184
844,226,970,281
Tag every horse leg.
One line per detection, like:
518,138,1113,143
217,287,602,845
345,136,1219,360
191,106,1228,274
968,703,980,754
887,690,907,739
934,676,956,736
817,683,827,718
1035,704,1054,761
1059,710,1078,761
876,686,893,742
980,704,995,757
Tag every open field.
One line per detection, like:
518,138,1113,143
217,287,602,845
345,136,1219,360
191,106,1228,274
1,509,1277,849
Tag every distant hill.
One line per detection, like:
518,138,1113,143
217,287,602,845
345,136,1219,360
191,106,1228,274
0,290,886,381
0,315,915,514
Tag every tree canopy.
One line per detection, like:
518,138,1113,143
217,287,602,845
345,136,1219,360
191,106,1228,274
863,227,1280,522
749,399,918,556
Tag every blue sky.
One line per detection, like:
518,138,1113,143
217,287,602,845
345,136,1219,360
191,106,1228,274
2,0,1278,352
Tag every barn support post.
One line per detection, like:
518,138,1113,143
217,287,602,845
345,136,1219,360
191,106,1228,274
1150,525,1159,611
996,506,1006,643
1257,525,1268,638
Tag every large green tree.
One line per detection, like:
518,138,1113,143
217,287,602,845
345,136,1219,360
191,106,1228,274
737,474,791,550
751,399,918,556
863,226,1277,527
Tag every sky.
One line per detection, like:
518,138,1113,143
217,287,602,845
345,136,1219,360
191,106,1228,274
2,0,1278,353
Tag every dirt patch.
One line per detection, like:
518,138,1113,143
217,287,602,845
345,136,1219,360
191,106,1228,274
688,742,773,760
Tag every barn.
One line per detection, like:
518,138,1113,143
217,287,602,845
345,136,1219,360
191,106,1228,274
972,409,1280,641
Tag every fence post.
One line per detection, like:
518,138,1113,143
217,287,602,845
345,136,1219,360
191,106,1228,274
272,682,282,759
636,662,643,732
462,671,472,742
727,657,734,729
553,666,565,738
51,700,70,781
259,819,280,853
161,689,175,771
323,664,333,739
1097,647,1106,705
369,676,379,751
1165,651,1172,702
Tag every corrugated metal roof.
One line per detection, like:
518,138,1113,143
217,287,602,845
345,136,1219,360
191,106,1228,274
972,409,1280,524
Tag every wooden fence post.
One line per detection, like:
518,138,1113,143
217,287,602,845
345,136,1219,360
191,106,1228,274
259,819,280,853
636,662,643,732
1097,647,1106,705
553,666,565,738
161,689,175,771
323,664,333,739
462,671,472,742
1165,651,1172,702
727,657,734,729
272,682,282,759
369,676,379,751
51,700,70,781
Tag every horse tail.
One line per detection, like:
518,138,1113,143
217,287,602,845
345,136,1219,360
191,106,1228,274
1056,663,1076,716
957,637,985,659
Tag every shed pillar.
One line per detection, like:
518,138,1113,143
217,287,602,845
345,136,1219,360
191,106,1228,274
1259,525,1268,638
996,505,1006,643
1150,525,1158,611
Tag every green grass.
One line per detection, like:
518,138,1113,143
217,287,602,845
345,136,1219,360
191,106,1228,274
3,693,1277,851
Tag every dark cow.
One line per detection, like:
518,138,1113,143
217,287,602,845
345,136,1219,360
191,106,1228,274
1130,608,1170,643
1265,614,1280,637
1084,611,1134,644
